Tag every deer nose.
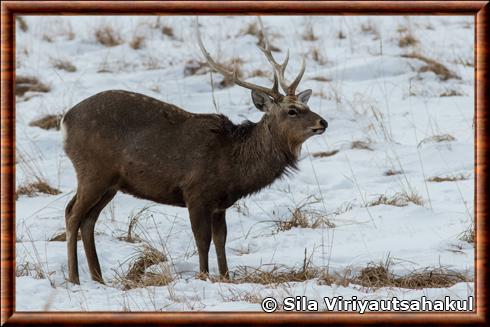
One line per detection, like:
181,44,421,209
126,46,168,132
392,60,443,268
319,119,328,128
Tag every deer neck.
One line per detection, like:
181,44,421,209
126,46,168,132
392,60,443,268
232,116,299,192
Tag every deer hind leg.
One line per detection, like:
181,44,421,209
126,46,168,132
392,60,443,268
80,189,117,284
188,203,213,278
65,182,111,284
212,210,229,279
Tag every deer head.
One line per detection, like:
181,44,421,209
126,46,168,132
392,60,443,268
196,17,327,155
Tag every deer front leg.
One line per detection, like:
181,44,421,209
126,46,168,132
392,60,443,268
188,203,213,278
212,210,229,279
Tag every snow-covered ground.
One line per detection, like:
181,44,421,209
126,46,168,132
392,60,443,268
15,16,474,311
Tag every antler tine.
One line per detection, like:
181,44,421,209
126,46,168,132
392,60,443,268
287,56,306,95
256,17,290,94
195,17,281,100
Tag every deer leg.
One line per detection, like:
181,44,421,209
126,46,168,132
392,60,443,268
212,210,229,278
66,184,109,284
188,203,213,277
80,189,117,284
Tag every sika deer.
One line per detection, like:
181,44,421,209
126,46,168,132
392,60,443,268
62,18,327,284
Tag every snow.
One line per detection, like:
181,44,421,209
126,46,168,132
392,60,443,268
15,16,474,311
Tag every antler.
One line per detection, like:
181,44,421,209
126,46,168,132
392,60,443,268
257,17,306,96
195,18,281,100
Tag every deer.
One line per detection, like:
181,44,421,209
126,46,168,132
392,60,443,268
61,18,327,284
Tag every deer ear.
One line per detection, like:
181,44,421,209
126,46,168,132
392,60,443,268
297,89,312,104
251,90,273,112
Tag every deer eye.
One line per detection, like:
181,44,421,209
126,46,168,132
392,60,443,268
288,109,298,117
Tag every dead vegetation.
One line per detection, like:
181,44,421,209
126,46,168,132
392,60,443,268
95,26,123,47
398,34,418,48
29,114,63,131
310,47,330,66
16,75,51,97
440,89,464,97
427,173,469,183
309,75,331,82
351,140,373,151
129,35,145,50
337,30,346,39
118,206,152,243
183,59,209,77
302,21,318,41
384,169,403,176
50,58,77,72
402,53,460,81
115,244,170,290
161,26,175,38
418,134,456,147
241,21,281,52
360,21,380,39
16,16,28,32
366,192,424,207
16,181,61,200
216,58,245,88
354,261,468,290
312,149,339,158
459,225,475,244
275,200,335,232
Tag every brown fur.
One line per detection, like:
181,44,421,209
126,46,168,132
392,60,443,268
63,89,326,284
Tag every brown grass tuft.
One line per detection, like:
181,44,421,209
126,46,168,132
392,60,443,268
51,58,77,72
440,89,464,97
337,30,346,39
95,26,123,47
311,47,330,66
418,134,456,147
354,262,468,290
398,34,418,48
312,150,339,158
276,201,335,232
310,76,332,82
459,225,475,244
384,169,403,176
302,23,318,41
249,69,268,78
16,181,61,200
183,59,209,77
217,58,245,89
366,192,424,207
116,244,170,290
161,26,175,38
351,140,373,151
29,114,63,131
129,35,145,50
427,173,469,183
402,53,460,81
16,75,51,97
16,16,28,32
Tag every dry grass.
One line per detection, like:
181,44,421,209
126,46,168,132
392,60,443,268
118,206,152,243
309,75,331,82
360,21,380,39
16,75,51,97
354,261,468,290
95,26,123,47
115,244,170,290
161,26,175,38
459,225,475,244
418,134,456,147
221,288,262,303
312,149,339,158
217,58,245,88
311,47,330,66
129,35,145,50
49,230,81,242
366,192,424,207
16,181,61,200
16,262,53,280
427,173,469,183
384,169,403,176
351,140,373,151
51,58,77,72
402,53,460,81
302,22,318,41
249,69,268,78
337,30,346,39
275,201,335,232
241,22,259,36
440,89,464,97
183,59,209,77
398,34,418,48
16,16,28,32
29,114,63,131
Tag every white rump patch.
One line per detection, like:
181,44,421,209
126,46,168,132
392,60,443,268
60,114,68,144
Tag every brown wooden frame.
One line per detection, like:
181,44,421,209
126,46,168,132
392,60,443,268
1,1,488,325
